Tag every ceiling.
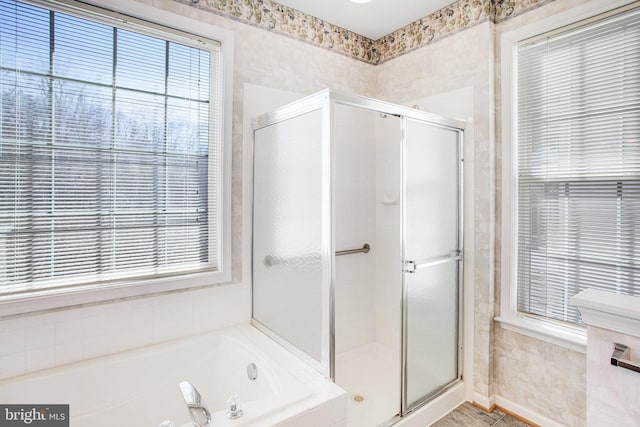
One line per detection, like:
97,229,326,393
274,0,455,40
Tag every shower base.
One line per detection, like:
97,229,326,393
335,342,400,427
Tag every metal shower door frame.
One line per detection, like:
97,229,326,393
399,115,465,417
327,92,465,416
250,89,465,420
250,90,335,379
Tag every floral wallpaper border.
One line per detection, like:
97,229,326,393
180,0,556,64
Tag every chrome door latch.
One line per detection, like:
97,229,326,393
404,260,416,274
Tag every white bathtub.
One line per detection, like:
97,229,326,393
0,326,346,427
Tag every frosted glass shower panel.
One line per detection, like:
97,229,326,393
405,120,460,261
403,118,461,410
406,261,459,406
252,108,325,363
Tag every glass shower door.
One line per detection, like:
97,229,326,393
402,119,462,410
252,98,333,377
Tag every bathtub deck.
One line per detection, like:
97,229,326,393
0,326,348,427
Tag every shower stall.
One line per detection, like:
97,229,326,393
251,89,464,426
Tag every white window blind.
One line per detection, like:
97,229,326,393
516,7,640,324
0,0,221,293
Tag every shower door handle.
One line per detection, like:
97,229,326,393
405,254,462,274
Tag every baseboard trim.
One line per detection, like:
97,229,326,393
472,392,495,412
495,404,540,427
495,395,565,427
471,400,496,413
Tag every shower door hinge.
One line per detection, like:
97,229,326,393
403,260,416,274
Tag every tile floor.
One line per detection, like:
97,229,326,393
431,402,533,426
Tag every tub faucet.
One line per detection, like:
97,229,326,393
178,381,212,427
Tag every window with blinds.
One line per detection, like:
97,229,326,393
516,7,640,324
0,0,222,294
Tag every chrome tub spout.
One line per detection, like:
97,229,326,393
178,381,212,427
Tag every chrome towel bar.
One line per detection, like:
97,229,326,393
336,243,370,257
611,343,640,374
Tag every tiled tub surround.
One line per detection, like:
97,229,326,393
0,325,346,427
0,285,248,380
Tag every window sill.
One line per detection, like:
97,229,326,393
495,314,587,354
0,270,231,318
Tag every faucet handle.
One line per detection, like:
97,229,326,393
178,381,211,427
226,394,243,420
